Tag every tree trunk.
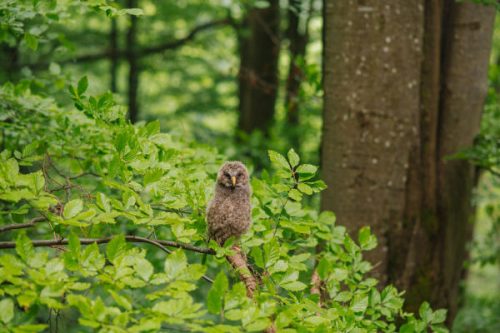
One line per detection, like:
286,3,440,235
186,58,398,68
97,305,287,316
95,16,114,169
321,0,494,321
285,0,311,151
237,1,280,135
126,0,139,123
435,2,495,318
110,17,119,93
0,44,19,81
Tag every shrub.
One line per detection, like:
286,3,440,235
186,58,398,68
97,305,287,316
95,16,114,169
0,80,448,332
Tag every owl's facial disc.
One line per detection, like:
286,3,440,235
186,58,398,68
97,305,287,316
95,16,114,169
221,171,237,189
218,162,249,189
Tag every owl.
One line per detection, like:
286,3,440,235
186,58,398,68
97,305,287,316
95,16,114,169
206,161,252,245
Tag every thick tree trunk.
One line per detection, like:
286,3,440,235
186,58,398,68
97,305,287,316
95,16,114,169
436,2,495,318
322,0,424,284
126,0,139,123
110,18,119,93
321,0,494,321
285,0,311,150
237,1,280,135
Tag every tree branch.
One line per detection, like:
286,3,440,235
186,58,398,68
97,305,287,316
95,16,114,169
225,245,257,298
0,235,215,255
29,19,231,69
140,18,231,56
0,235,215,283
0,217,46,233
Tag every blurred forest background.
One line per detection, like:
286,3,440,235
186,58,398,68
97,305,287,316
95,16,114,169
1,0,500,332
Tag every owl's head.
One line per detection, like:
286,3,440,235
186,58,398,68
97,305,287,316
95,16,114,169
217,161,249,189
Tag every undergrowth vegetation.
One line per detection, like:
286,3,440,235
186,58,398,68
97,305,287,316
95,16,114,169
0,80,448,332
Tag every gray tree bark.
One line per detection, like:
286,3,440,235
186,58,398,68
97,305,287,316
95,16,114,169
321,0,495,320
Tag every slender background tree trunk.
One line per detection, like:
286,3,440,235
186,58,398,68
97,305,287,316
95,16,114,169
1,43,19,81
238,1,280,135
285,0,311,151
126,0,139,123
321,0,495,321
110,17,119,93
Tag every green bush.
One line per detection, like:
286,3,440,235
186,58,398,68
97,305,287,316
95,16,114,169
0,80,449,332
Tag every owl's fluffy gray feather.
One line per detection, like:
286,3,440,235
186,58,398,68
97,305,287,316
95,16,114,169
206,161,252,245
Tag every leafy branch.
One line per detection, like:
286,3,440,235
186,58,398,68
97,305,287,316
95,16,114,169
0,235,215,255
26,19,233,69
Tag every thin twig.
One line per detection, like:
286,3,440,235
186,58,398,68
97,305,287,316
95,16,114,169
68,172,100,180
0,216,46,233
0,235,215,254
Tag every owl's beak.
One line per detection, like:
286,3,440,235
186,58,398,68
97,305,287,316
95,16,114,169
231,176,236,187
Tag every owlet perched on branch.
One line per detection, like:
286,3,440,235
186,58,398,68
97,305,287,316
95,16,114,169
207,161,252,245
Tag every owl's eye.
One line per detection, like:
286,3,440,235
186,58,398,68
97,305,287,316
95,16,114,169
237,172,242,177
223,172,230,178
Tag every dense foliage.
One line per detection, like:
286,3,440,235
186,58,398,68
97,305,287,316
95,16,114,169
2,0,499,332
0,78,451,332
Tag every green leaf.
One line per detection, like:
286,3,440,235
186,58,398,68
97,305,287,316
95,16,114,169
264,239,280,268
0,298,14,323
135,257,153,281
419,302,432,323
122,8,144,16
109,290,132,310
297,183,313,195
358,226,377,250
254,0,270,9
280,271,299,285
207,271,228,314
106,234,127,261
77,76,88,95
316,257,330,280
296,164,318,180
96,192,111,212
287,148,300,168
245,319,271,331
63,199,83,219
0,189,35,202
16,233,34,262
335,291,352,302
269,259,288,274
318,211,336,225
144,120,160,137
351,295,369,313
250,247,264,268
307,179,327,192
13,324,47,332
24,33,38,50
399,323,415,333
288,188,302,201
268,150,290,170
281,280,307,291
430,325,449,333
68,232,81,255
80,243,105,274
431,309,447,324
164,250,187,280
